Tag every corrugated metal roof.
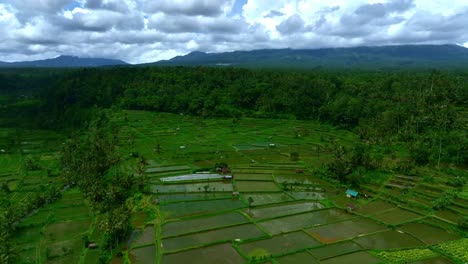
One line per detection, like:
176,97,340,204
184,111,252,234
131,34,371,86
346,189,359,197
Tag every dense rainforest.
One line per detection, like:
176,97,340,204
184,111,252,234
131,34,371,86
0,66,467,263
3,66,466,165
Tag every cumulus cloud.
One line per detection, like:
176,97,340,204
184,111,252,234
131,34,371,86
85,0,130,13
264,10,285,18
140,0,233,17
276,15,305,35
148,14,245,34
0,0,467,64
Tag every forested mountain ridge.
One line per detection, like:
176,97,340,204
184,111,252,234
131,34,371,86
153,44,468,68
0,55,128,68
2,45,467,69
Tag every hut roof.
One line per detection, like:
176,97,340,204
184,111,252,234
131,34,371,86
346,189,359,197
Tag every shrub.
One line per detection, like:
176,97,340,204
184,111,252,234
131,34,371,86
458,216,468,231
432,191,456,210
447,177,466,188
410,142,431,165
377,248,437,263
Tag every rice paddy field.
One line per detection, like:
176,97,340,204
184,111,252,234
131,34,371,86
2,110,467,263
0,123,95,263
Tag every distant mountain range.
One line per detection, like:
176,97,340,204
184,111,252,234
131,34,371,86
1,45,467,68
153,44,468,69
0,55,128,68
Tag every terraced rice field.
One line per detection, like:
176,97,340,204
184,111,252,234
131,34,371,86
4,110,467,263
12,189,94,263
114,111,467,264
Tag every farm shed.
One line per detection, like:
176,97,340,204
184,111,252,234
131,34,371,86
346,189,359,198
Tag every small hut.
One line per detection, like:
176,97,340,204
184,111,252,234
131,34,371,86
346,189,359,198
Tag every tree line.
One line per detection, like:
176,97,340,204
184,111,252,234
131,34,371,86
29,66,467,165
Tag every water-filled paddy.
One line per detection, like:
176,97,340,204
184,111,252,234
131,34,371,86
305,217,388,243
371,207,423,225
234,181,280,192
259,208,355,235
241,193,293,206
287,191,326,200
162,212,249,237
436,209,463,223
246,201,324,219
162,243,245,264
234,173,273,181
233,168,276,174
277,251,319,264
156,192,232,202
160,199,245,219
399,223,461,244
132,225,154,247
160,173,225,182
239,231,321,257
152,181,234,193
320,251,382,264
162,223,266,252
354,230,425,249
129,245,156,263
356,200,396,215
145,165,191,173
309,241,363,260
274,174,321,185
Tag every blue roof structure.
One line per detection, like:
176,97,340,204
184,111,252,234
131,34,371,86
346,189,359,198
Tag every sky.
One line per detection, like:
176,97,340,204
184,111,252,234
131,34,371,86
0,0,467,64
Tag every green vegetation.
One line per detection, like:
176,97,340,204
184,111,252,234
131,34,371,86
376,248,438,263
0,66,467,263
434,238,468,263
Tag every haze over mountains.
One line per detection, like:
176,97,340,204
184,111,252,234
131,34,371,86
0,55,128,68
154,44,468,68
1,45,468,68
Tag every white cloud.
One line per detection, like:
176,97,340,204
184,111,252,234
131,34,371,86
0,0,467,64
